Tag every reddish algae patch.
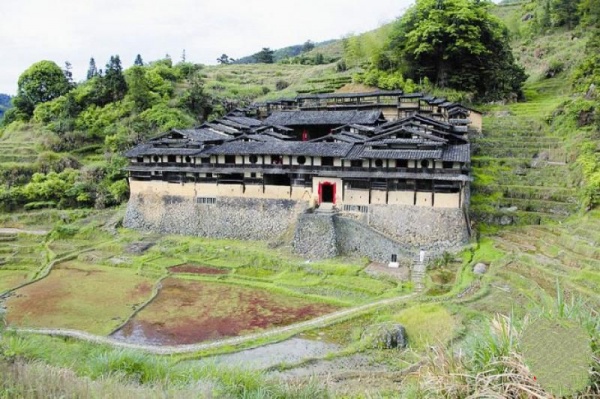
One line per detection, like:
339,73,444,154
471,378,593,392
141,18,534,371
111,277,340,345
168,264,228,275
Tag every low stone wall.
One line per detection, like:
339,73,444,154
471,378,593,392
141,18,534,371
292,214,338,259
334,216,414,263
368,204,468,251
124,193,305,241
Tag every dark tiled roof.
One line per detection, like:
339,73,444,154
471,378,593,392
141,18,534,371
264,110,384,126
366,138,445,147
203,141,353,157
441,144,470,163
124,144,202,158
202,122,240,135
224,116,264,127
176,128,231,142
310,132,366,143
297,90,404,100
227,134,283,143
345,145,443,160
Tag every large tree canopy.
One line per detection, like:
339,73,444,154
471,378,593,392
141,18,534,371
13,60,71,117
388,0,526,101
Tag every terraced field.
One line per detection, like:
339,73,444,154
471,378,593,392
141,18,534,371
470,77,579,226
491,212,600,308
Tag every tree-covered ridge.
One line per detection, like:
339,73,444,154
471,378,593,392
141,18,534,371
0,55,215,211
233,39,338,65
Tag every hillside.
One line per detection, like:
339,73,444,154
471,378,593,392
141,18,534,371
1,0,599,397
232,39,339,64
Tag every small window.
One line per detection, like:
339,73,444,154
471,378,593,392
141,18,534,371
249,155,258,164
136,157,144,163
442,161,453,169
225,155,236,164
185,156,192,163
421,160,430,168
201,157,210,164
375,159,384,168
167,155,176,163
206,173,213,178
153,155,160,162
396,160,408,168
297,156,306,165
351,160,363,168
250,172,257,178
321,157,334,166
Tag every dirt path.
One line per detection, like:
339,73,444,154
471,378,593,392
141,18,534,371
0,228,48,236
12,293,417,355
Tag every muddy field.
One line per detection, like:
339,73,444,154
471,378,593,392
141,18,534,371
5,262,155,335
111,278,340,345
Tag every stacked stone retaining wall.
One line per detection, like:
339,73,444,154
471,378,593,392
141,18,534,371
124,193,305,241
368,205,468,251
292,214,338,259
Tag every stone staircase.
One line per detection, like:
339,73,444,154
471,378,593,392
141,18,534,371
315,203,336,214
410,258,427,292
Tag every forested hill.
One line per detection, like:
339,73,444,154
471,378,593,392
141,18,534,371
231,39,338,64
0,94,11,118
0,0,598,214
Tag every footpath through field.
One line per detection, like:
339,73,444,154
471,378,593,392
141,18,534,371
13,292,417,355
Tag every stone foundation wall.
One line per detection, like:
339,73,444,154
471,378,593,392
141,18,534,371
292,214,338,259
368,204,468,251
124,193,305,241
334,216,414,263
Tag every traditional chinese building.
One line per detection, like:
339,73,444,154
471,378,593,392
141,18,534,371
123,91,478,260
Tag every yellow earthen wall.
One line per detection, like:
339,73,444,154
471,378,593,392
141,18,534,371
343,189,369,205
388,191,414,206
433,193,460,208
416,192,433,207
370,189,387,204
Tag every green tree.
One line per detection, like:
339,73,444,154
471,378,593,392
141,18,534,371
302,40,315,53
179,75,212,122
552,0,580,28
104,55,128,102
217,54,232,64
134,54,144,66
87,57,98,80
127,66,155,112
387,0,526,100
254,48,274,63
12,60,71,117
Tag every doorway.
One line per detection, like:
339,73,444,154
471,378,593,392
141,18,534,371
319,182,336,204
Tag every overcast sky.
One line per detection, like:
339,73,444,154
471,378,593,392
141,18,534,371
0,0,416,95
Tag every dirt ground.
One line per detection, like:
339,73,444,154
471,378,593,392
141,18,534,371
364,262,410,281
